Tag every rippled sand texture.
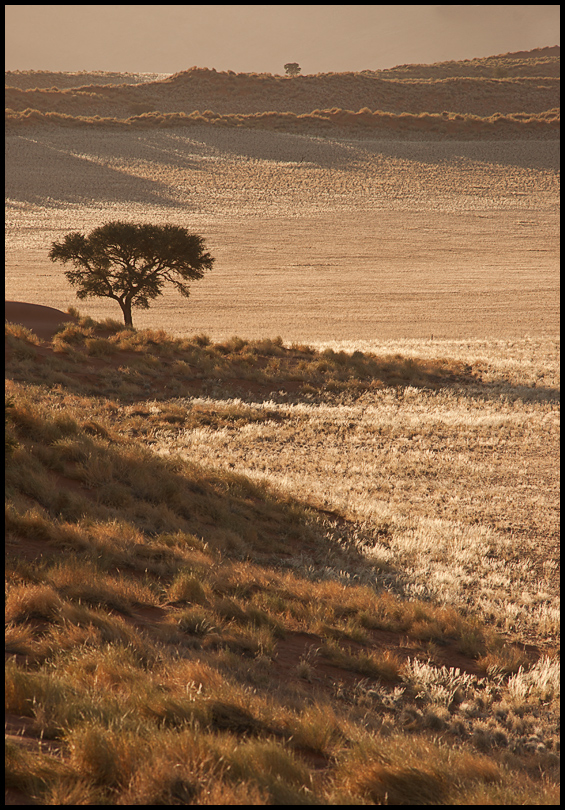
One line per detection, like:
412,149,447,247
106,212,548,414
5,48,559,341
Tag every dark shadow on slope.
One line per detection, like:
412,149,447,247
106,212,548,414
6,123,559,206
173,126,366,169
351,138,561,172
5,398,399,593
5,133,188,207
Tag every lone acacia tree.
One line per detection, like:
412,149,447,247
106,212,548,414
49,221,214,328
284,62,301,76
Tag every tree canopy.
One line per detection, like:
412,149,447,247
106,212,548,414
49,221,215,328
284,62,301,76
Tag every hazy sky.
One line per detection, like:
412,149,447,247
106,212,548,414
5,4,560,74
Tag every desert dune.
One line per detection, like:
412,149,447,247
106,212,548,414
4,300,75,341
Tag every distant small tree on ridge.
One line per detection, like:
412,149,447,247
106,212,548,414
284,62,301,77
49,221,214,328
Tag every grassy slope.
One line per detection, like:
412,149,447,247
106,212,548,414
5,316,559,804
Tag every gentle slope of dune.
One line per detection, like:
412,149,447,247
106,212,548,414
5,301,75,340
5,47,560,135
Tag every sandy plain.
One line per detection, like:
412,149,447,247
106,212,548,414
5,127,559,342
4,54,560,623
5,52,560,343
5,108,560,642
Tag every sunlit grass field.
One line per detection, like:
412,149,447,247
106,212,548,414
5,315,559,804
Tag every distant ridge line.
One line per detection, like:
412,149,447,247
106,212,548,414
491,45,559,59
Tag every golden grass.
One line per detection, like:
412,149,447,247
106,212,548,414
5,105,559,139
5,322,559,804
151,335,559,642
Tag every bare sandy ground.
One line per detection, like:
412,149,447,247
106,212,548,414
4,301,74,340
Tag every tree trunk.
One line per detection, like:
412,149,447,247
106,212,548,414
118,299,134,328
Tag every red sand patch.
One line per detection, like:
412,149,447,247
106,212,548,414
5,301,75,342
272,628,487,690
5,712,63,756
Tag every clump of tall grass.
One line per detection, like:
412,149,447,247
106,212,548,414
5,396,18,456
5,321,42,344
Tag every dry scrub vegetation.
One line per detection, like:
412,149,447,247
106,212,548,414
5,314,560,805
4,47,560,143
5,47,560,804
5,47,560,123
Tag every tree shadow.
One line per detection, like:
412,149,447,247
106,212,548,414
166,126,560,172
171,126,365,169
7,126,558,216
